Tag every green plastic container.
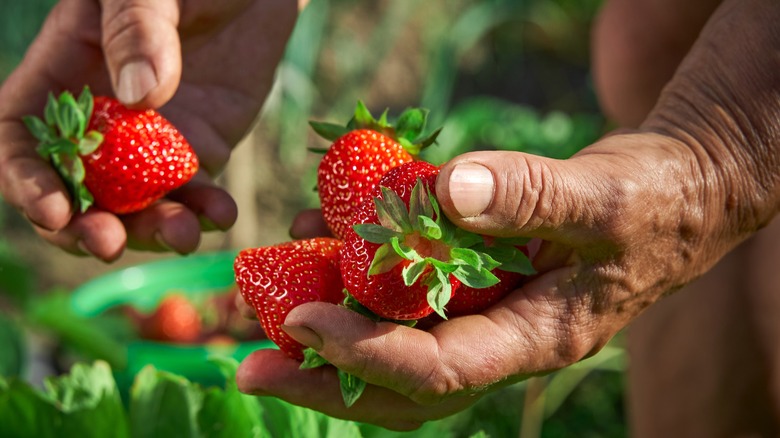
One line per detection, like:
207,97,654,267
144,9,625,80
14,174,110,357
70,251,274,389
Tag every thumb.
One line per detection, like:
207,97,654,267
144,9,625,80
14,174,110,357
435,150,606,243
99,0,182,108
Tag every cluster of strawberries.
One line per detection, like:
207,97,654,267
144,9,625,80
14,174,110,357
233,103,535,367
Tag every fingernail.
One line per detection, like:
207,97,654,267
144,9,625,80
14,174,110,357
448,163,494,217
117,60,157,105
281,324,323,350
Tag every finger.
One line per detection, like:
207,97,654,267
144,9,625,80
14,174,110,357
234,291,257,320
121,200,203,254
99,0,182,107
289,209,332,239
166,176,238,232
236,349,473,430
280,268,610,404
35,210,127,262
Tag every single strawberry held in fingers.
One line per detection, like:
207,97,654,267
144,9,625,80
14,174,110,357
233,237,344,361
23,86,199,214
312,101,441,239
341,161,535,321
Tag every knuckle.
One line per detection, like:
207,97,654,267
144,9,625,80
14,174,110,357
404,362,463,406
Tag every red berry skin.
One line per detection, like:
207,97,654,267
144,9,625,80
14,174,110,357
340,161,461,321
139,294,203,343
317,129,413,239
84,96,199,214
234,238,344,360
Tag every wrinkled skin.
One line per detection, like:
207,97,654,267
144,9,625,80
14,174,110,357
234,0,780,431
0,0,297,261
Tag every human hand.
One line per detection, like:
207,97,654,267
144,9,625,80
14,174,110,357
235,0,780,430
0,0,297,261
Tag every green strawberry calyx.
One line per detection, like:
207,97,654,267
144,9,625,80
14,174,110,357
23,86,103,213
353,179,536,319
309,101,441,156
299,347,367,408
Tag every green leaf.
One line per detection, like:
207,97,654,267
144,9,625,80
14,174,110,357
199,356,269,438
36,138,76,158
367,242,404,276
77,86,94,126
44,92,59,126
130,366,203,438
70,156,86,183
353,223,401,244
401,259,428,286
77,131,103,156
425,269,452,319
300,348,329,369
22,115,52,142
452,247,501,272
390,236,421,262
415,126,443,149
0,314,25,378
309,121,350,141
418,215,442,240
57,91,83,139
352,100,375,127
408,178,433,221
453,265,500,289
76,184,95,213
376,187,412,233
337,369,366,408
395,107,428,141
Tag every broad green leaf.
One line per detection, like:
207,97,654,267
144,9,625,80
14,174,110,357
199,356,269,438
130,366,203,438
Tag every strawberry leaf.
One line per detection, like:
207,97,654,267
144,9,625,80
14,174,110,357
337,369,366,408
22,116,53,143
299,348,329,369
408,178,434,221
415,126,443,149
390,236,421,262
78,131,104,156
453,264,500,289
425,268,453,319
376,187,413,233
368,242,404,276
451,247,501,272
418,215,442,240
395,108,428,142
351,101,375,128
77,86,94,123
309,121,350,141
402,259,428,286
353,223,401,244
44,92,59,126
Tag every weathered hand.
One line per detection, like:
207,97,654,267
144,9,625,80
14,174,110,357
0,0,297,261
236,0,780,430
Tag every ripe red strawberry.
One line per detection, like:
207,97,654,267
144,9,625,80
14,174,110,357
341,161,536,321
23,87,198,214
311,102,440,239
137,294,203,343
233,238,344,360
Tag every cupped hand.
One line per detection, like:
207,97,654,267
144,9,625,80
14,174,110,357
237,132,736,430
0,0,297,261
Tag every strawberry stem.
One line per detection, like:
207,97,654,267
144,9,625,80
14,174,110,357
23,86,102,213
354,179,536,319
